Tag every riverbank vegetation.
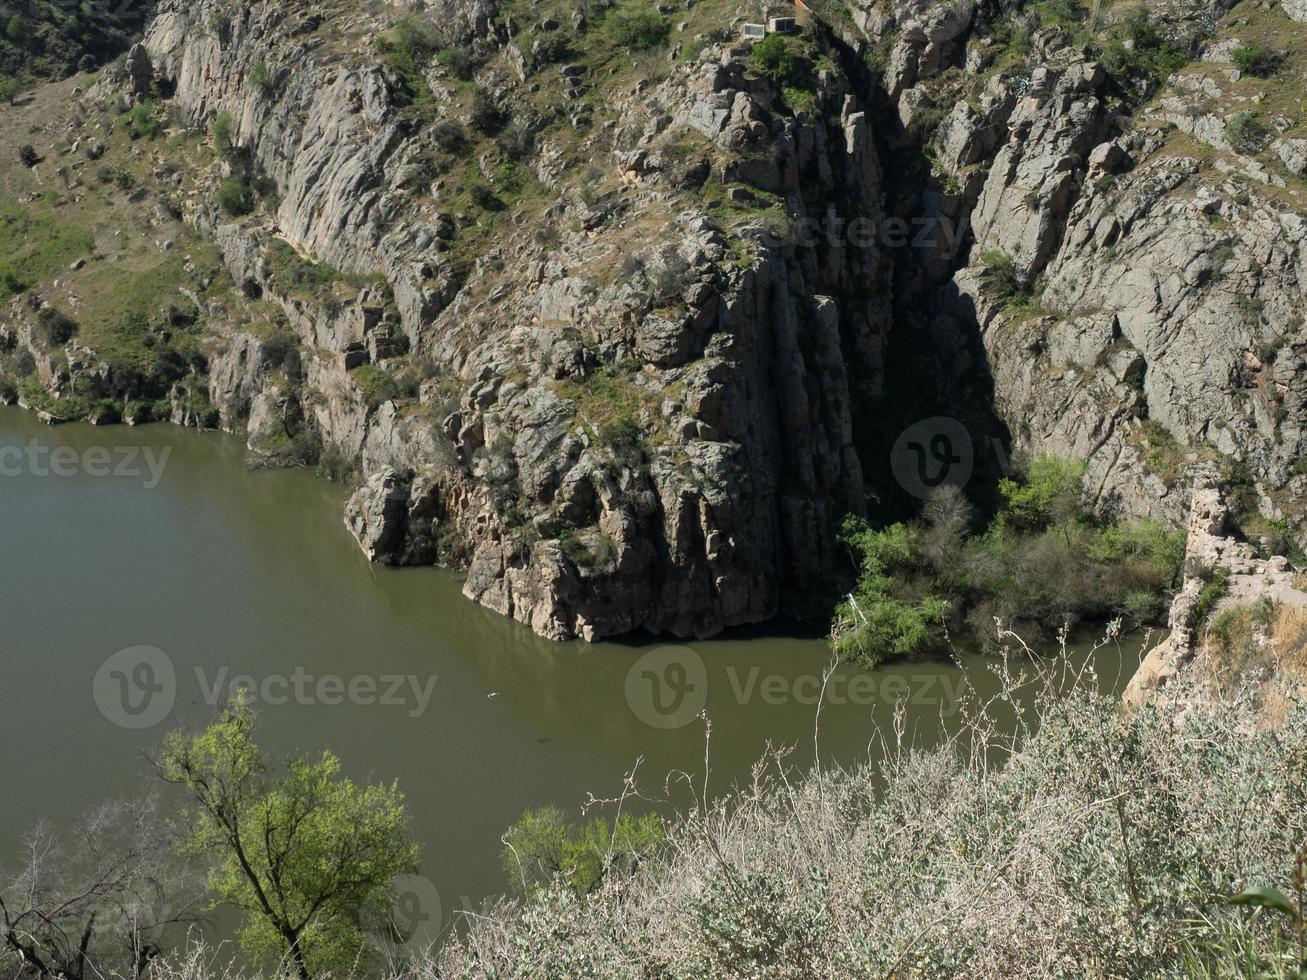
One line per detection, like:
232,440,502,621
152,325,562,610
434,647,1307,978
8,636,1307,978
1,697,419,980
831,455,1186,666
111,641,1305,978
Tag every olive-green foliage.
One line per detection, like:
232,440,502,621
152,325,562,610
979,250,1028,306
121,102,163,141
1230,44,1281,78
833,456,1185,663
995,454,1085,532
378,17,441,104
749,34,818,113
35,306,78,346
502,805,665,898
350,364,399,409
212,110,236,157
605,5,670,51
832,520,949,667
1225,111,1268,154
159,694,419,978
1100,9,1194,86
0,0,144,93
216,177,254,217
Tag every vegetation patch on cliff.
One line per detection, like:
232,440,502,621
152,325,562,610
832,455,1185,666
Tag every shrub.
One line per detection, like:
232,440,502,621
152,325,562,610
1230,43,1281,78
18,143,38,167
1225,111,1268,154
248,58,275,98
440,651,1307,978
0,262,27,298
979,250,1026,303
750,34,804,86
211,110,235,156
529,31,571,66
122,102,162,140
437,45,475,80
469,88,505,133
215,177,254,217
36,306,78,346
831,519,949,666
432,119,466,154
350,363,398,408
467,181,501,211
606,5,669,51
996,455,1086,532
502,806,665,898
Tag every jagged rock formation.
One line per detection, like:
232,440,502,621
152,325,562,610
4,0,1307,641
1125,473,1307,705
129,0,892,639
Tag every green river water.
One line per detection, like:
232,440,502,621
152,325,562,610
0,405,1143,944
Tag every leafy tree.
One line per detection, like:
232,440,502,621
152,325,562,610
502,806,664,898
605,6,669,51
216,177,254,217
996,454,1086,532
832,519,949,666
211,110,236,157
158,696,419,979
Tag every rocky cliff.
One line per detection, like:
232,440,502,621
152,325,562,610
3,0,1306,641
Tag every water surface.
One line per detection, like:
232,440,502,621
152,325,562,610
0,406,1142,938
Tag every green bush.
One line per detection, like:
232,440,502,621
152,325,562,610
751,34,801,84
248,59,273,96
469,88,504,133
979,250,1027,305
379,17,441,103
211,110,236,156
121,102,162,140
1225,111,1268,154
606,5,670,51
831,458,1184,662
437,45,475,80
996,455,1086,532
502,806,665,898
36,306,78,346
832,519,949,666
350,364,399,408
1230,44,1281,78
215,177,254,216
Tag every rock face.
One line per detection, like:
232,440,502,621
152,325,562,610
1125,474,1307,706
131,0,891,640
13,0,1305,642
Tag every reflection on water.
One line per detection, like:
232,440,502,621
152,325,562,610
0,406,1142,939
